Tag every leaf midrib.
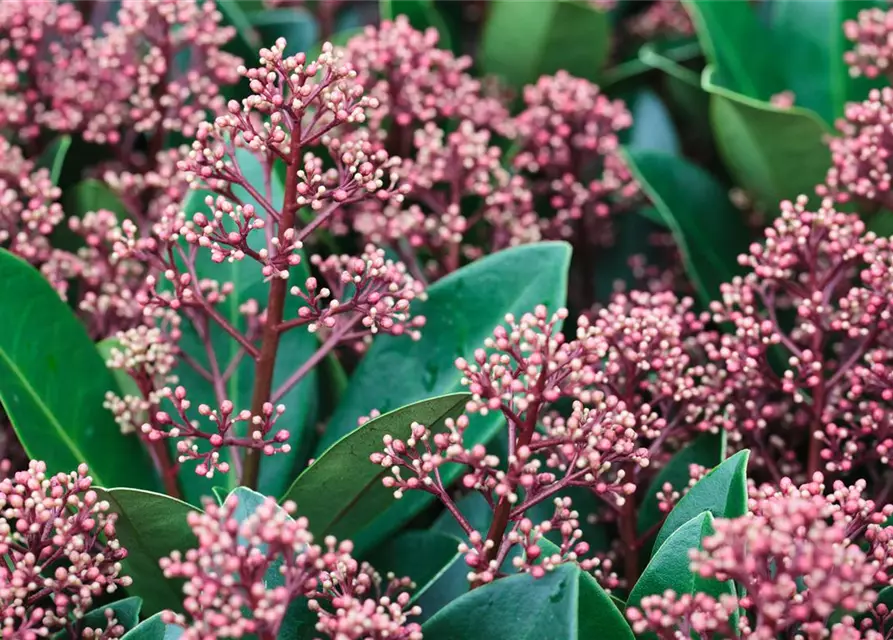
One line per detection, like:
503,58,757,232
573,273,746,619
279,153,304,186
0,345,103,486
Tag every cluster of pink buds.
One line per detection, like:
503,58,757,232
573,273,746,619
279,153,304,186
844,7,893,81
628,474,893,638
701,196,893,480
0,462,131,638
626,0,695,40
147,387,291,478
293,246,426,344
694,476,891,637
343,119,540,277
626,591,739,639
823,88,893,209
310,538,422,640
0,0,240,145
0,0,85,139
0,135,64,267
106,36,425,490
342,17,509,154
373,295,710,587
103,325,178,435
161,495,421,640
511,71,639,244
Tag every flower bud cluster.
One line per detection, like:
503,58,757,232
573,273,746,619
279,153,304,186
146,387,291,478
161,495,421,639
0,462,130,637
702,196,893,478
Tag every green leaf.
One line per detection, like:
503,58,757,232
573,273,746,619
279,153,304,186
638,430,727,538
76,597,142,636
251,9,318,55
654,450,750,553
174,148,318,502
381,0,453,50
422,564,633,639
364,530,464,605
318,242,571,548
627,89,681,155
630,512,733,605
121,613,184,640
282,393,468,540
683,0,783,100
704,67,833,209
218,0,262,50
480,0,610,88
98,488,198,616
0,250,159,490
623,148,749,305
37,135,72,187
69,179,130,218
769,0,885,123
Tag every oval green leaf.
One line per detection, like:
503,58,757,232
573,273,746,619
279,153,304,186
623,148,749,305
98,488,198,616
0,250,159,490
637,430,727,539
653,449,750,553
769,0,885,123
73,597,142,637
683,0,783,100
364,530,464,605
121,613,184,640
481,0,610,88
631,512,728,603
704,67,832,208
282,393,468,540
422,563,632,639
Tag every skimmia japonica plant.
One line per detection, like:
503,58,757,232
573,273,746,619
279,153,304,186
5,0,893,639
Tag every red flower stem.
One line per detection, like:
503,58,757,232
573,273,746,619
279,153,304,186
619,498,639,587
270,317,357,404
241,138,303,489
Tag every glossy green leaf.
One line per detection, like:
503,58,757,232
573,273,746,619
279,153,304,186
318,243,571,549
173,148,318,502
74,597,142,637
381,0,452,50
638,42,712,152
627,89,681,156
683,0,783,100
121,613,184,640
654,450,750,553
364,530,464,605
70,178,130,218
704,67,833,209
422,563,633,639
481,0,610,88
252,8,317,54
37,135,72,186
98,488,198,616
630,512,734,604
623,148,749,305
0,250,158,490
218,0,262,50
769,0,885,123
638,431,727,538
282,393,467,540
